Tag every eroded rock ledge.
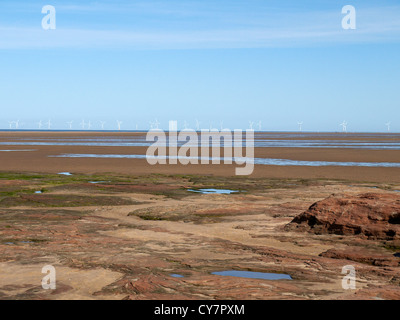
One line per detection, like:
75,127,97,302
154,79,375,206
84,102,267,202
285,193,400,240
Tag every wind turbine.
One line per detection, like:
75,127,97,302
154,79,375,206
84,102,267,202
249,121,254,130
257,121,262,131
220,121,224,131
183,120,189,130
116,120,122,131
149,119,160,129
99,121,106,130
87,120,92,130
339,120,347,132
297,121,303,132
8,121,15,129
195,119,201,131
385,122,391,132
80,119,86,130
37,120,43,130
46,119,52,130
66,121,73,130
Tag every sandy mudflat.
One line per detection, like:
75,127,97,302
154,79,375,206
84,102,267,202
1,131,400,300
0,131,400,183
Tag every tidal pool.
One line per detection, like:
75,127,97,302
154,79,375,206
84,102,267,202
188,189,239,194
0,149,36,152
58,172,73,176
211,270,292,280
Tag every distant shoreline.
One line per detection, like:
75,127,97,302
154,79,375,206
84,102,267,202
0,130,398,134
0,131,399,183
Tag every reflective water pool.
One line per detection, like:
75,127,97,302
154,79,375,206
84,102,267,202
3,134,400,150
211,270,292,280
170,274,184,278
188,189,239,194
0,149,36,152
88,181,110,184
58,172,73,176
50,153,400,168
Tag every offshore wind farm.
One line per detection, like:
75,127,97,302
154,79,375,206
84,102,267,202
1,118,397,133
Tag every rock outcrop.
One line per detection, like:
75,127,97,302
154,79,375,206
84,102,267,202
319,248,400,267
286,193,400,240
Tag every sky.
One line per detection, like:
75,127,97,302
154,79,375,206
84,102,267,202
0,0,399,132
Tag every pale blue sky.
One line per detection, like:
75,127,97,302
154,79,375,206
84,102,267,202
0,0,399,131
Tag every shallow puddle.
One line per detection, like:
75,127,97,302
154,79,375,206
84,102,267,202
0,149,36,152
170,274,184,278
188,189,239,194
212,270,292,280
58,172,73,176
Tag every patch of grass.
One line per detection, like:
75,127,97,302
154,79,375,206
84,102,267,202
0,194,141,208
0,173,49,180
137,215,165,221
0,188,41,197
0,172,135,187
149,189,190,200
129,209,178,222
383,244,400,252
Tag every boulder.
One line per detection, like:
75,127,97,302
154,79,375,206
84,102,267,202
285,193,400,240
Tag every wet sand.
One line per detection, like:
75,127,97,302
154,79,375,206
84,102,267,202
1,131,400,183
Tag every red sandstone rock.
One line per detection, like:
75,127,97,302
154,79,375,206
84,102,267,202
319,248,399,267
286,193,400,240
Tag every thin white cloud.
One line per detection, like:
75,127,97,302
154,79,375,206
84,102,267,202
0,5,399,49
